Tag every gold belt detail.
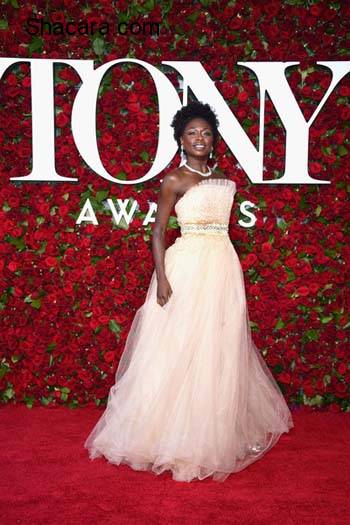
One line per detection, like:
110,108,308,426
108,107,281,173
180,222,229,236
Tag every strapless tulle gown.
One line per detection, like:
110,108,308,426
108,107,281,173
84,177,294,482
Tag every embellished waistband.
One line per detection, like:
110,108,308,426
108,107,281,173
180,222,229,236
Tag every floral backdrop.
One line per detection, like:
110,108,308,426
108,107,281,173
0,0,349,411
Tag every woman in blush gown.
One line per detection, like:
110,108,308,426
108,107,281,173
84,101,294,482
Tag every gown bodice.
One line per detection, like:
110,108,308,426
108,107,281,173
174,177,236,236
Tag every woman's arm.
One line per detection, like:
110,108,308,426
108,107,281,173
152,172,180,305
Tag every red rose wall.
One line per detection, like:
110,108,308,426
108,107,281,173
0,0,349,411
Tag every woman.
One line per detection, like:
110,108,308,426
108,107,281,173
84,101,294,482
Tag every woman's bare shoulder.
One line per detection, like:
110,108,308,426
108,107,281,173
162,168,183,183
158,169,184,196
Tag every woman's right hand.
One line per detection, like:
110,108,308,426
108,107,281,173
156,276,173,307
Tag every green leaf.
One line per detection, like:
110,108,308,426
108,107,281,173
0,363,9,379
186,12,199,23
31,298,42,309
324,128,336,138
274,318,285,330
96,190,109,202
41,396,51,406
142,0,155,11
322,146,332,156
309,394,324,407
320,316,333,324
93,36,105,56
140,151,149,161
160,0,173,17
109,319,121,335
29,36,43,54
118,12,129,24
37,241,47,255
0,291,9,310
6,235,25,251
0,18,8,30
10,0,19,7
315,204,322,217
304,44,315,57
167,216,179,229
337,145,348,156
3,387,14,400
303,329,319,342
273,364,283,374
198,34,207,46
323,374,331,386
277,217,287,230
24,396,34,408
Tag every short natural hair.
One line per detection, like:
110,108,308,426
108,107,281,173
170,100,220,152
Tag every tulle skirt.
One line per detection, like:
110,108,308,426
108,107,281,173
84,234,294,482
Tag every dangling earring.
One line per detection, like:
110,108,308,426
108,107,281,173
209,148,218,171
179,143,187,166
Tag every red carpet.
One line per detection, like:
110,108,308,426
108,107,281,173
1,405,349,525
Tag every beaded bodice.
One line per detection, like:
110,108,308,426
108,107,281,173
175,178,236,236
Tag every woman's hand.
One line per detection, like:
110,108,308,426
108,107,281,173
157,276,173,306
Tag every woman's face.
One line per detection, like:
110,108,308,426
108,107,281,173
180,117,214,159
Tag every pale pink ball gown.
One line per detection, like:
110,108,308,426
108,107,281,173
84,177,294,482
